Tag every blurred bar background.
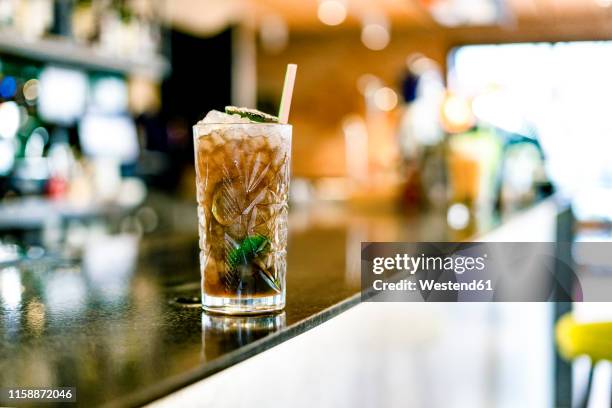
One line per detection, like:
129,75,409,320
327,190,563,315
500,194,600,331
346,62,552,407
2,0,612,239
1,1,612,406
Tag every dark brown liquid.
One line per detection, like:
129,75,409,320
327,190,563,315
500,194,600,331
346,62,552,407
194,125,290,298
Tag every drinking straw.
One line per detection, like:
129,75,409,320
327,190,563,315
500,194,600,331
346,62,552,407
278,64,297,124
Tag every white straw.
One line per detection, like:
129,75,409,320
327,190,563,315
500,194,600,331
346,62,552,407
278,64,297,124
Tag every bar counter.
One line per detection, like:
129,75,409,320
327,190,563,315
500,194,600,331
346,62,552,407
0,200,552,407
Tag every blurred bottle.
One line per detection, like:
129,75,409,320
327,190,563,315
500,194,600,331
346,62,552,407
14,0,54,40
499,142,547,211
47,128,76,199
0,0,15,30
397,54,446,209
12,126,49,195
72,0,101,44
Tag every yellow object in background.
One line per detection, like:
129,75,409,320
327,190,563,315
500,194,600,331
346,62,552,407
440,93,475,134
556,313,612,362
446,129,502,208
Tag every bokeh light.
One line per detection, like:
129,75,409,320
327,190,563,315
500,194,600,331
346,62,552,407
447,203,470,230
25,128,49,158
374,87,398,111
440,93,475,133
0,267,22,309
23,79,39,102
0,140,15,175
361,23,390,51
357,73,382,97
317,0,347,26
259,14,289,54
0,76,17,99
0,101,21,139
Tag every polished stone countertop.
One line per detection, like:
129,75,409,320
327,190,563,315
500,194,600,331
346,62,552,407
0,201,534,407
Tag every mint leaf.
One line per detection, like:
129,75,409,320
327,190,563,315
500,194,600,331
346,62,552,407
227,235,269,270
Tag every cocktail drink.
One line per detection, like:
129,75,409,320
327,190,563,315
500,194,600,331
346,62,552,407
194,108,291,314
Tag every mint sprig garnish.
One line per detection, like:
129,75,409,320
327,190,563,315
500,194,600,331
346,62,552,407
227,235,269,270
225,106,278,123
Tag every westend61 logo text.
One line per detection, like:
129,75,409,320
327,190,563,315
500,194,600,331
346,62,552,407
372,253,487,275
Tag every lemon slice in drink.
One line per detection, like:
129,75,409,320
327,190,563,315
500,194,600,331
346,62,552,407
212,181,244,226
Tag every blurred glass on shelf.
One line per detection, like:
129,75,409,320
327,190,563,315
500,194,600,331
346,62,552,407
98,0,161,58
79,115,138,163
13,0,53,40
71,0,98,43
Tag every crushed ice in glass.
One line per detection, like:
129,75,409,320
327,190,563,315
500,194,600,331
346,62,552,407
200,110,251,124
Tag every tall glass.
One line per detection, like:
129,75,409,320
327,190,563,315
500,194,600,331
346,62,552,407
193,122,291,314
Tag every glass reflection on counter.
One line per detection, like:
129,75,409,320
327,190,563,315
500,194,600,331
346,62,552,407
0,266,22,339
0,266,21,309
82,233,138,302
45,269,87,315
201,313,286,361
